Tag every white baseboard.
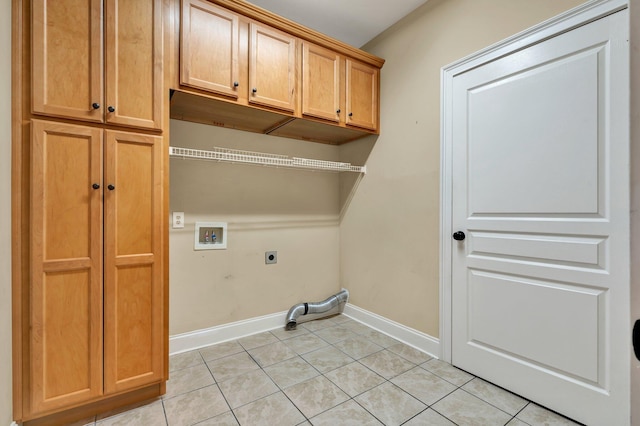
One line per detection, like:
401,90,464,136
343,304,441,359
169,310,287,355
169,304,441,359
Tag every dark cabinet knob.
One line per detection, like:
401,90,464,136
348,112,353,117
92,102,100,110
92,183,100,189
107,106,115,113
336,109,341,114
452,231,466,241
233,81,239,87
252,88,257,94
107,184,115,191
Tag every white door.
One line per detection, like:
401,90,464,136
448,8,629,426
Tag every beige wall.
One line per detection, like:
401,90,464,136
169,120,342,334
339,0,586,337
2,0,12,422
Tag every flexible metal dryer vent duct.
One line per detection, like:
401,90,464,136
285,289,349,330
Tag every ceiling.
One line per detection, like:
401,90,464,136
245,0,429,48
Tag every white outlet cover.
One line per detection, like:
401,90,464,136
172,212,185,228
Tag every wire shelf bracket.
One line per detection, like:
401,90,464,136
169,146,366,174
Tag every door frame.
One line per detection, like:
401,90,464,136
439,0,628,364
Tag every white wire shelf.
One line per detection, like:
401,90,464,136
169,146,366,174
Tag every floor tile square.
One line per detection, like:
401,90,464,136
271,326,309,341
517,403,582,425
218,369,279,408
387,343,432,365
330,314,353,324
431,389,512,426
194,411,239,425
300,317,337,331
342,320,375,335
355,329,399,348
355,382,426,426
301,345,354,373
263,356,320,389
324,362,385,397
169,350,204,372
420,359,474,386
206,352,259,382
164,363,215,399
333,335,383,359
248,341,297,367
310,399,383,426
390,367,456,405
233,392,305,426
284,375,349,418
237,332,279,350
164,385,230,426
462,378,528,416
199,341,244,362
97,401,165,426
284,333,329,355
404,408,456,425
359,350,414,379
314,325,359,344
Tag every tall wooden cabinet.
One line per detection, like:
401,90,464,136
14,0,168,423
31,0,163,130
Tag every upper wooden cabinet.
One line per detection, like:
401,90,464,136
180,0,240,98
249,23,297,112
302,42,341,123
346,59,379,131
32,0,163,130
175,0,384,143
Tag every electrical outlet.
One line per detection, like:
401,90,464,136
172,212,185,228
265,251,277,264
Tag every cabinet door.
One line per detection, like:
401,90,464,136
249,23,297,112
32,0,103,123
346,59,379,131
30,120,104,413
105,0,163,130
103,130,164,394
302,43,341,122
180,0,240,99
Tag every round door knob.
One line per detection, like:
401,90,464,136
92,183,100,189
252,88,257,94
452,231,466,241
107,106,115,113
348,112,353,117
92,102,100,110
107,184,115,191
336,109,341,114
233,81,239,87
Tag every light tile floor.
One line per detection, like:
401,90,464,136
79,315,582,426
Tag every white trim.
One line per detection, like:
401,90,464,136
343,304,440,359
169,310,287,355
439,0,629,366
169,304,440,359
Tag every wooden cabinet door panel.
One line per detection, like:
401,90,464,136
181,0,240,98
346,59,379,131
249,23,296,112
104,130,163,393
32,0,103,123
302,43,340,122
105,0,163,130
30,120,104,413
